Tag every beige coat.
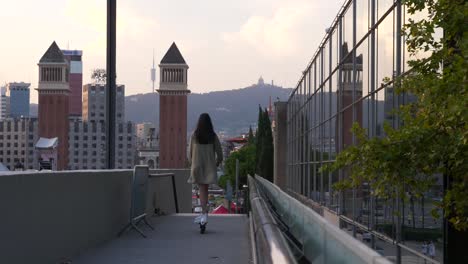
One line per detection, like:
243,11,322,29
187,134,223,184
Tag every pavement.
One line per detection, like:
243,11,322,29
73,214,252,264
346,229,442,263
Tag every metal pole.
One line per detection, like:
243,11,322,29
106,0,116,169
395,1,403,263
171,174,179,213
338,14,344,217
235,159,239,214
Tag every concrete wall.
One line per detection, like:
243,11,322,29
273,102,287,190
0,168,191,264
0,170,132,264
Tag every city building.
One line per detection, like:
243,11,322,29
68,79,135,170
157,42,190,168
0,86,9,120
62,50,83,117
68,121,135,170
6,82,30,118
37,41,70,170
82,83,125,123
0,118,38,170
136,122,157,147
136,126,159,169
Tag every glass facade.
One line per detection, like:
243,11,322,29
286,0,442,261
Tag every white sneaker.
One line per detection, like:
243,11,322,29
194,214,203,224
200,213,208,225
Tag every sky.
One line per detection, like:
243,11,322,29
0,0,344,103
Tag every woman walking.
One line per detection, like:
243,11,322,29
188,113,223,233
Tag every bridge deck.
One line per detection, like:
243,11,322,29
73,214,251,264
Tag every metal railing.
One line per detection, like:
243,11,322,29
249,175,296,264
253,175,393,264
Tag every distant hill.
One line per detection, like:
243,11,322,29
126,83,293,136
30,83,293,136
29,84,388,137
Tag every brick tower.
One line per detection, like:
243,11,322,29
336,42,363,217
337,42,363,149
37,42,70,170
158,42,190,168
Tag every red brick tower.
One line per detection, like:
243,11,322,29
336,43,363,217
37,42,70,170
337,43,363,149
157,42,190,168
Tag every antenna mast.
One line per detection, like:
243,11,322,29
151,49,156,93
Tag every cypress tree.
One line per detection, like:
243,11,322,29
255,106,264,174
248,126,254,145
259,108,274,181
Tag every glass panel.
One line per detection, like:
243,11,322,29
376,11,394,89
330,72,338,118
355,39,370,134
316,50,323,92
378,0,395,20
323,42,330,81
323,81,331,123
375,88,386,138
331,28,339,72
343,4,354,53
356,0,370,43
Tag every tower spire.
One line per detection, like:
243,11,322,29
151,49,156,94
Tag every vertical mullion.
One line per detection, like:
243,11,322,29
351,0,357,235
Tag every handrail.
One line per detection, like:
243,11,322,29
254,175,393,264
248,175,296,264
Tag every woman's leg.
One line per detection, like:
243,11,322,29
198,184,209,214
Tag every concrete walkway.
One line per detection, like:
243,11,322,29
73,214,251,264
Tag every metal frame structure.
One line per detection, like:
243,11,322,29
286,0,442,263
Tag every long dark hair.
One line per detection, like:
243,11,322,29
194,113,216,144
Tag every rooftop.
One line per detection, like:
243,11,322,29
160,42,186,64
39,41,66,64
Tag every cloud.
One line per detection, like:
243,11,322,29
65,0,158,55
222,0,314,57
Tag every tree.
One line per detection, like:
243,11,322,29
248,126,255,145
324,0,467,261
220,143,256,190
91,69,107,84
255,106,265,174
258,109,274,181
